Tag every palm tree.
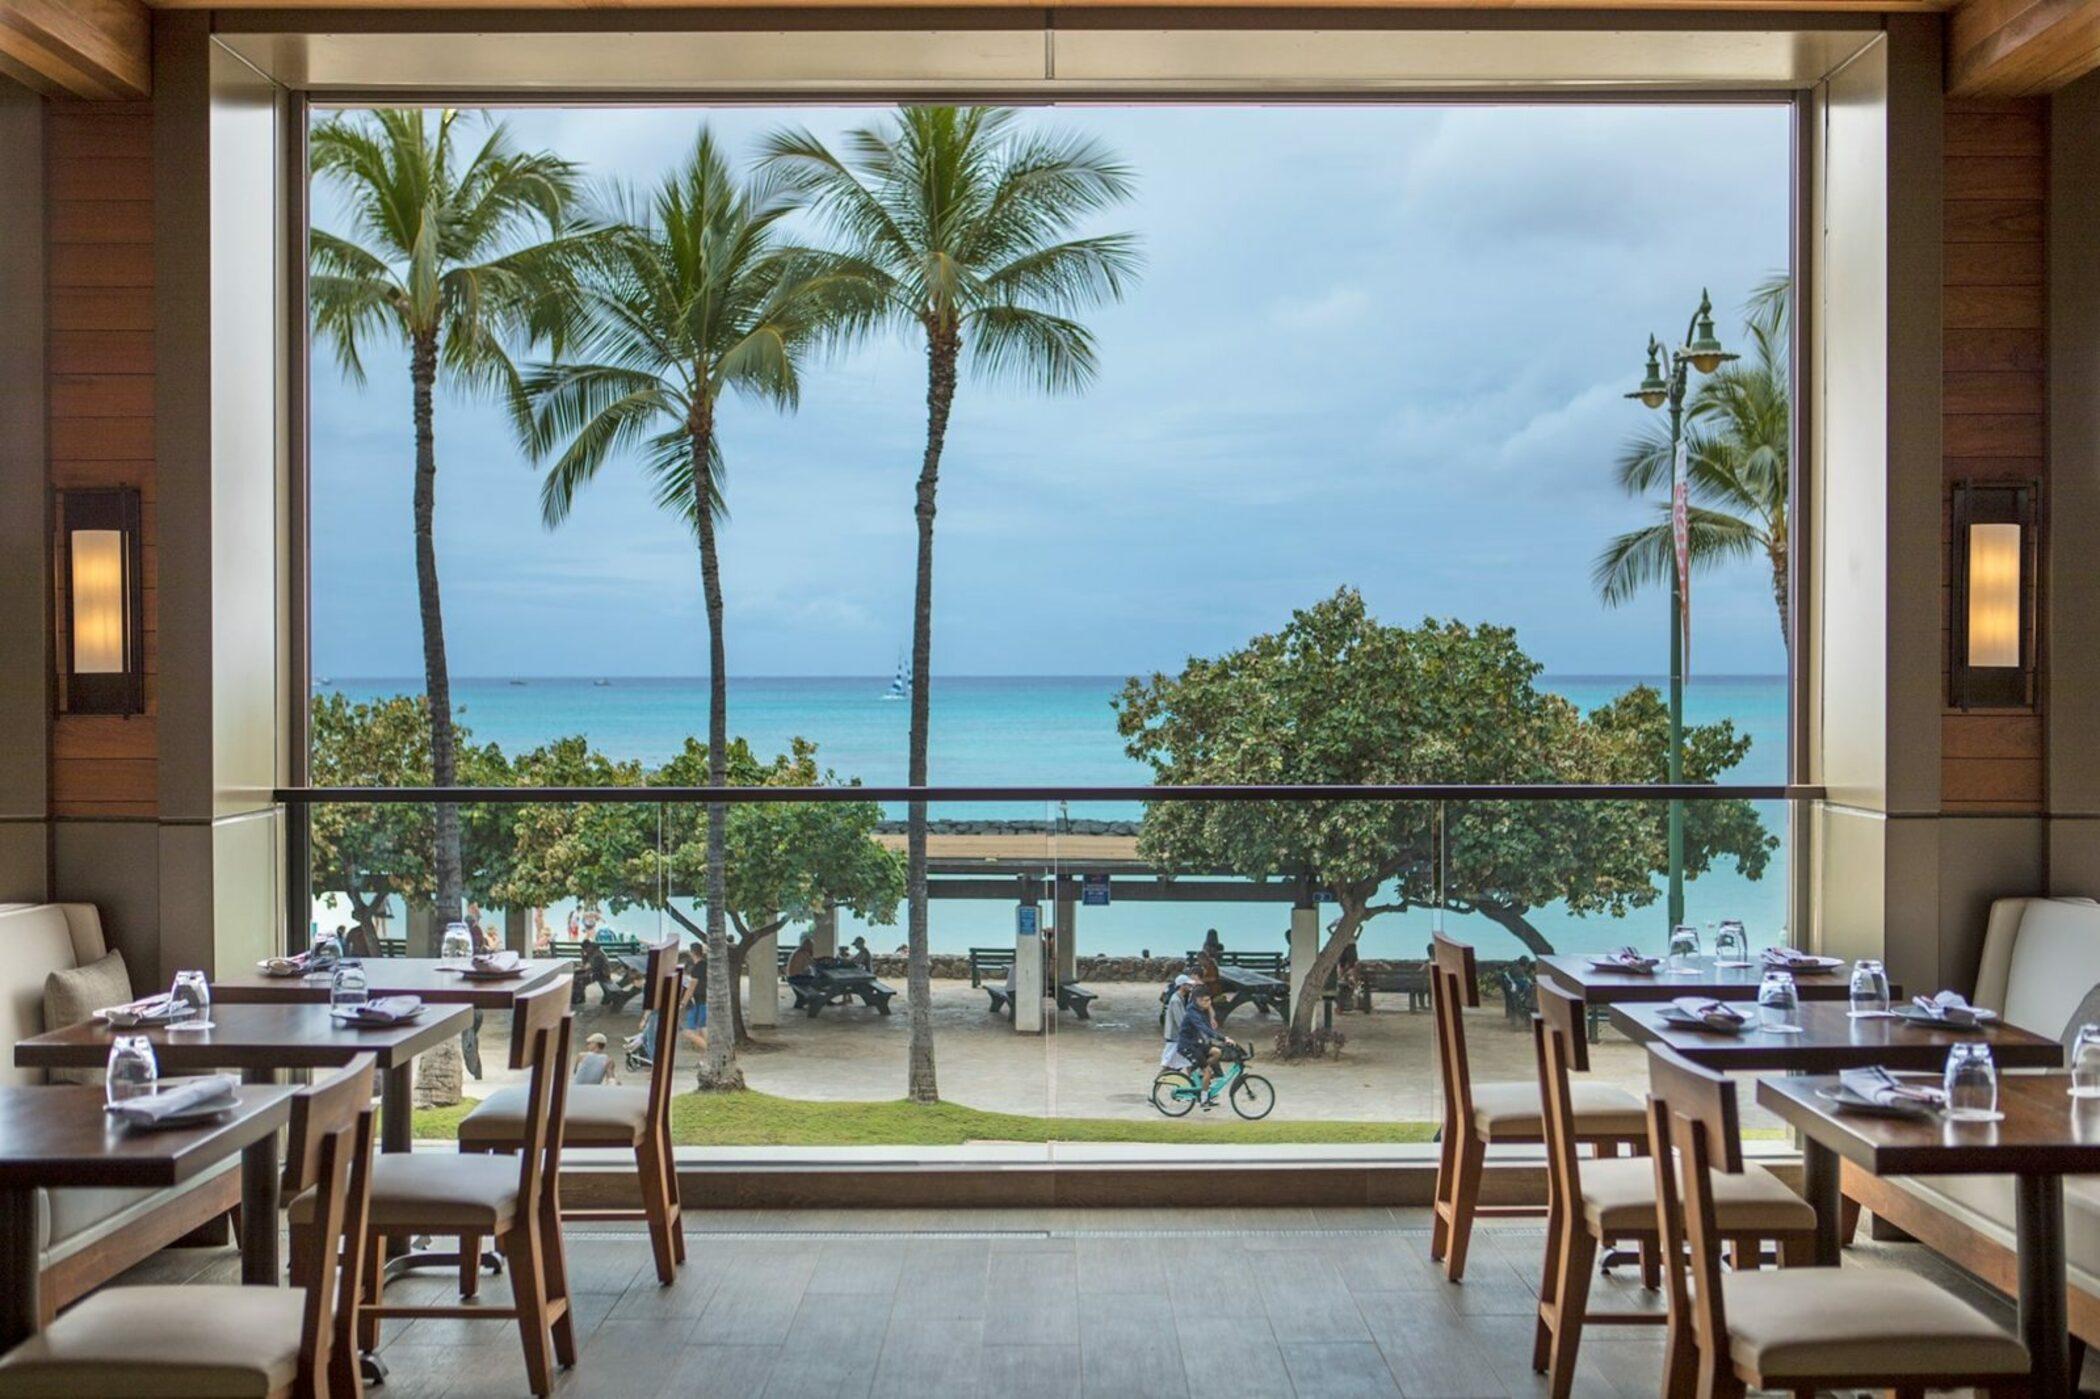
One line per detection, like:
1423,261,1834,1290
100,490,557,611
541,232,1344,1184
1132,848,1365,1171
762,107,1141,1103
309,109,594,941
1593,279,1791,647
518,130,875,1091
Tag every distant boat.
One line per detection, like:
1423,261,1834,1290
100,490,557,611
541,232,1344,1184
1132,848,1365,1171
593,679,611,688
509,679,527,687
882,653,909,701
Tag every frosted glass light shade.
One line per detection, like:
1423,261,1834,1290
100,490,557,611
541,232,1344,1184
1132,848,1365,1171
1966,522,2021,669
70,528,127,674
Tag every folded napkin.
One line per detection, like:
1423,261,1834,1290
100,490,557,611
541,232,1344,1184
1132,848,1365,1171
1909,990,1999,1027
107,1074,239,1126
1762,946,1840,971
262,952,312,976
1839,1066,1946,1109
335,995,423,1026
469,949,521,974
1589,947,1660,973
1668,997,1749,1031
98,993,186,1027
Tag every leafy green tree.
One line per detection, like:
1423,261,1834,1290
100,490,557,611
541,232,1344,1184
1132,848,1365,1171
762,106,1142,1103
1114,589,1773,1056
307,691,507,951
308,108,596,940
520,129,874,1091
1594,280,1791,646
645,738,903,1047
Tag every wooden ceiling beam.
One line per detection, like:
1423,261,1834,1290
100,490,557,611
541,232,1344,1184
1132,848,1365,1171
1950,0,2100,94
0,0,149,99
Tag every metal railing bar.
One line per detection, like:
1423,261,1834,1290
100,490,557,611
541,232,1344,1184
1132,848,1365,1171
275,782,1819,805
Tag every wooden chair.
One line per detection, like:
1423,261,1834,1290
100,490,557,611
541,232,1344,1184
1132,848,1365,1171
1428,933,1646,1281
1647,1045,2031,1399
310,979,576,1397
0,1055,378,1399
1530,985,1815,1399
459,941,683,1285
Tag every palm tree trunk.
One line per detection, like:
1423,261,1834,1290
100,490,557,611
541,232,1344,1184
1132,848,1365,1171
410,334,463,940
1767,525,1789,652
691,405,744,1092
905,324,960,1105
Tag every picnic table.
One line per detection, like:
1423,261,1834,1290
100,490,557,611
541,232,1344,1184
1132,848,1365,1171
787,964,896,1016
1210,964,1289,1023
986,979,1100,1019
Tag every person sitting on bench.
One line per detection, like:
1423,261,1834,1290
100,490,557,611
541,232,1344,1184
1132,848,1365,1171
786,935,816,980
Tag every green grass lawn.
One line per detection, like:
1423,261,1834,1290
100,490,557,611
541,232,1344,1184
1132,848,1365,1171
413,1090,1443,1147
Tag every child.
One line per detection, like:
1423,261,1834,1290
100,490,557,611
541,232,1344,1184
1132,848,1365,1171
574,1032,617,1085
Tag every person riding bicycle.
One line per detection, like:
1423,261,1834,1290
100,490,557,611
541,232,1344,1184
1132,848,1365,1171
1174,986,1238,1110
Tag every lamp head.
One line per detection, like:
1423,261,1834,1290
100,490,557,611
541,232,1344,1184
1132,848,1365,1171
1683,289,1738,375
1626,336,1669,409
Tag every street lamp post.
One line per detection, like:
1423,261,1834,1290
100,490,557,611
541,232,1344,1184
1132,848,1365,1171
1627,291,1736,929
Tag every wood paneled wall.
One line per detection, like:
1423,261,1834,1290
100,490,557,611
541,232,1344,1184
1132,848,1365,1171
47,98,156,819
1942,97,2047,814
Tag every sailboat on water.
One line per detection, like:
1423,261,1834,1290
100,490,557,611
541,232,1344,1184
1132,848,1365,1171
882,652,909,701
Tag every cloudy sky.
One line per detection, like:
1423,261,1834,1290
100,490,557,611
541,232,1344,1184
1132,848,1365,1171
309,102,1793,681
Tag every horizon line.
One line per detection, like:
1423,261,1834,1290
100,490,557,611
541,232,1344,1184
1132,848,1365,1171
312,671,1792,683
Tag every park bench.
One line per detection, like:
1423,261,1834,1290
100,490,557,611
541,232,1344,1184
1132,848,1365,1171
1189,949,1287,978
1358,963,1432,1012
986,979,1100,1019
968,946,1014,987
549,935,643,961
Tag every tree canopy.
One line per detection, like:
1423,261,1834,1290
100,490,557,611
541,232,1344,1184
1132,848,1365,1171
1113,588,1774,1052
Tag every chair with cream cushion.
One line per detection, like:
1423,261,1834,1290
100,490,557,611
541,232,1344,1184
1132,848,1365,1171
1530,985,1816,1399
1648,1045,2028,1399
457,941,682,1286
0,1055,377,1399
308,977,577,1397
1429,934,1646,1282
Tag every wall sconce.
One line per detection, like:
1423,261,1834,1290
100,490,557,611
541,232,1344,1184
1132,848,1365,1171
58,487,144,716
1948,481,2035,711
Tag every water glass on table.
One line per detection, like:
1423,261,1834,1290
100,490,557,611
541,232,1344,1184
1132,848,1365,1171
167,969,213,1031
1848,959,1891,1017
1757,970,1801,1033
331,960,369,1012
1943,1042,2001,1121
1667,924,1702,975
440,921,474,967
2072,1025,2100,1099
1714,920,1748,967
310,927,343,974
105,1035,158,1106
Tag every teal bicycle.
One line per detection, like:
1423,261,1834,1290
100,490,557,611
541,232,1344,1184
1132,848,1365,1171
1151,1042,1275,1120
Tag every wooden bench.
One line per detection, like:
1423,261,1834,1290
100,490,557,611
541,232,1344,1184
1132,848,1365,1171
968,946,1014,988
986,980,1100,1019
1191,950,1286,977
1358,963,1432,1012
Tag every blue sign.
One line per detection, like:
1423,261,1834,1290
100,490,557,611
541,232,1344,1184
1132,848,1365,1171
1016,904,1040,937
1316,887,1339,904
1082,874,1111,907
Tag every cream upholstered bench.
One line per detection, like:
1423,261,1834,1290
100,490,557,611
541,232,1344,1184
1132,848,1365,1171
0,903,241,1324
1843,897,2100,1349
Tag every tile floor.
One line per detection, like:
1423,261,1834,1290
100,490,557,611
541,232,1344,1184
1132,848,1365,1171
116,1206,2065,1398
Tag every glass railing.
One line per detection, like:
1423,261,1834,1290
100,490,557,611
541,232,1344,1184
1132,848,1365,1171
279,782,1809,1152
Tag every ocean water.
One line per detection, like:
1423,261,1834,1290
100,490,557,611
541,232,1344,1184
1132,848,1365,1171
315,674,1790,962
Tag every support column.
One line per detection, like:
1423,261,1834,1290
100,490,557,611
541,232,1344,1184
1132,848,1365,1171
1055,882,1078,985
746,928,779,1027
503,906,528,955
1287,901,1320,1014
811,903,838,959
1013,925,1045,1034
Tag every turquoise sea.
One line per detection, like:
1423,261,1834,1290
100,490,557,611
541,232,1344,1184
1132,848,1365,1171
315,674,1791,963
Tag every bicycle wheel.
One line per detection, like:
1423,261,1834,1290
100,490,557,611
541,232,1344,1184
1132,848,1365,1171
1230,1073,1276,1121
1151,1071,1197,1117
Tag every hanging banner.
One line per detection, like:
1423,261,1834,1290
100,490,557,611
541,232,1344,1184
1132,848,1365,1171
1672,436,1692,673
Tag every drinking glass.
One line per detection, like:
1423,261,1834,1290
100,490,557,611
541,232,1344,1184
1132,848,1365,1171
310,928,342,974
331,960,368,1012
440,921,474,966
1849,959,1891,1017
1667,924,1702,975
105,1035,158,1106
1757,971,1801,1032
168,969,212,1031
1714,920,1748,966
1944,1042,2001,1121
2072,1025,2100,1099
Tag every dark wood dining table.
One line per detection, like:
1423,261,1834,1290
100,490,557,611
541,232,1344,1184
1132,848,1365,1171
14,1002,469,1287
1610,1000,2064,1073
0,1081,296,1352
1759,1070,2099,1397
209,956,569,1009
1538,952,1871,1004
